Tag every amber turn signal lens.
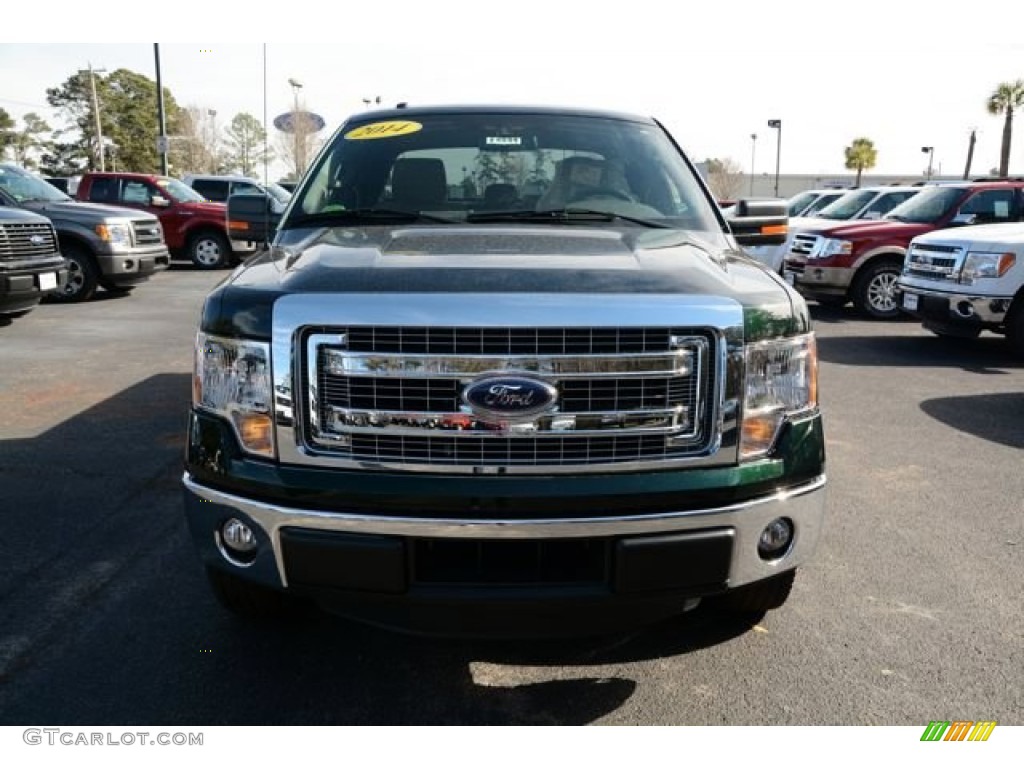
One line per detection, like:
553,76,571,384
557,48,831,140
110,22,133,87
232,412,273,453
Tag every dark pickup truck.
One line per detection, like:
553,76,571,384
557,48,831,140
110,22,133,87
0,207,67,318
185,105,826,636
0,163,169,302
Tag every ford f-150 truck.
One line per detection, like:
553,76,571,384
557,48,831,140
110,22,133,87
783,181,1024,318
76,172,236,269
183,105,826,636
0,207,67,317
0,163,168,302
898,222,1024,355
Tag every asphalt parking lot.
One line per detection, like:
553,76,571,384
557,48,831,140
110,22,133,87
1,263,1022,725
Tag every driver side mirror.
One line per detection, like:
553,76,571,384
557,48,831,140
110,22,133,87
151,195,171,208
951,212,977,226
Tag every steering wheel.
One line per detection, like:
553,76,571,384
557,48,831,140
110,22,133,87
569,186,634,203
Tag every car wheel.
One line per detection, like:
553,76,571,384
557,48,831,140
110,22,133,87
50,244,98,303
717,570,796,615
188,230,230,269
852,259,903,319
205,567,302,621
1006,302,1024,358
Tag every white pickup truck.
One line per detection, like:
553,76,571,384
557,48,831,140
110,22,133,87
897,222,1024,355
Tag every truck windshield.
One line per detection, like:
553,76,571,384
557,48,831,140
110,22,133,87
815,189,877,220
0,164,71,203
884,186,964,224
288,112,720,232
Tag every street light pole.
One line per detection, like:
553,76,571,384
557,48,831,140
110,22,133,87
768,119,782,196
921,146,935,181
288,78,303,178
154,44,168,175
749,133,757,196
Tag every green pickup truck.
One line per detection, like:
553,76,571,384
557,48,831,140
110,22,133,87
184,105,826,635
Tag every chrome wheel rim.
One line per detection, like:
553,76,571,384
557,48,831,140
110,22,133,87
194,238,223,267
63,257,85,296
867,271,899,313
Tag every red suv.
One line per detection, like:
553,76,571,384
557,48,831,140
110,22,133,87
76,172,235,269
783,182,1024,318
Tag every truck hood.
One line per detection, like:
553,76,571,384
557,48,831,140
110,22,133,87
912,221,1024,249
21,199,158,222
206,224,804,341
798,218,932,240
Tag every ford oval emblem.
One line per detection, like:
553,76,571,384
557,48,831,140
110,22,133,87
462,376,558,420
30,235,45,246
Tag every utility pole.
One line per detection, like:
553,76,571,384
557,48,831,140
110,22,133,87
85,64,107,171
963,129,977,180
921,146,935,181
155,44,169,175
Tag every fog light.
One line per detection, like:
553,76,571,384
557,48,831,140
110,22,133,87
221,518,257,554
758,518,793,560
123,260,135,270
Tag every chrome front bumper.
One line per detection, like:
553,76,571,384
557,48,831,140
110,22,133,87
184,472,827,592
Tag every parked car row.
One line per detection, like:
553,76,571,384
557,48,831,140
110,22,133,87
0,164,286,323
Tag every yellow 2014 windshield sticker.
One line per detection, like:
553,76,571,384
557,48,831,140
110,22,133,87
345,121,423,140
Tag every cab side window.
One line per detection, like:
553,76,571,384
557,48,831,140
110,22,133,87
87,177,118,203
232,182,262,196
122,181,151,205
958,189,1016,223
192,179,228,201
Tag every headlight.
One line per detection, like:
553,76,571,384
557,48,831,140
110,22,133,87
95,222,133,249
193,333,274,457
812,239,852,260
961,251,1016,282
741,334,818,460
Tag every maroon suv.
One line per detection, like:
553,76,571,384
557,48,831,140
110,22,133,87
76,172,235,269
783,182,1024,318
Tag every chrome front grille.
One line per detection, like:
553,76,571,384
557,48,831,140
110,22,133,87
304,327,714,469
131,219,164,246
790,234,820,258
0,221,58,260
905,243,961,281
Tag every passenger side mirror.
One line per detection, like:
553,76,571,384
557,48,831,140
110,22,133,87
951,212,977,226
729,198,789,246
151,195,171,208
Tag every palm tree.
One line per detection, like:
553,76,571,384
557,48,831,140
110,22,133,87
987,80,1024,177
844,137,877,186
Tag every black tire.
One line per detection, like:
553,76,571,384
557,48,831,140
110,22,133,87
50,244,98,303
1006,302,1024,358
188,230,231,270
718,570,796,614
205,566,299,621
851,259,903,319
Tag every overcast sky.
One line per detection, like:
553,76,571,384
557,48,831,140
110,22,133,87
2,1,1022,181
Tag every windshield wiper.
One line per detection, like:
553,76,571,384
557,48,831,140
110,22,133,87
285,208,459,227
466,208,671,228
885,214,909,222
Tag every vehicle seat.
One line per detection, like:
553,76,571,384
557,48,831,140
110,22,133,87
483,182,518,209
537,156,633,209
389,158,448,210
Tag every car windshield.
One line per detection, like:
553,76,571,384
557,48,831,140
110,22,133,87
800,192,844,216
884,186,964,224
815,189,877,220
0,164,71,203
287,111,720,233
156,177,206,203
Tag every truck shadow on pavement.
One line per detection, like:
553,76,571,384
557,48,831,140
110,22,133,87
0,373,760,726
919,392,1024,449
816,333,1022,373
